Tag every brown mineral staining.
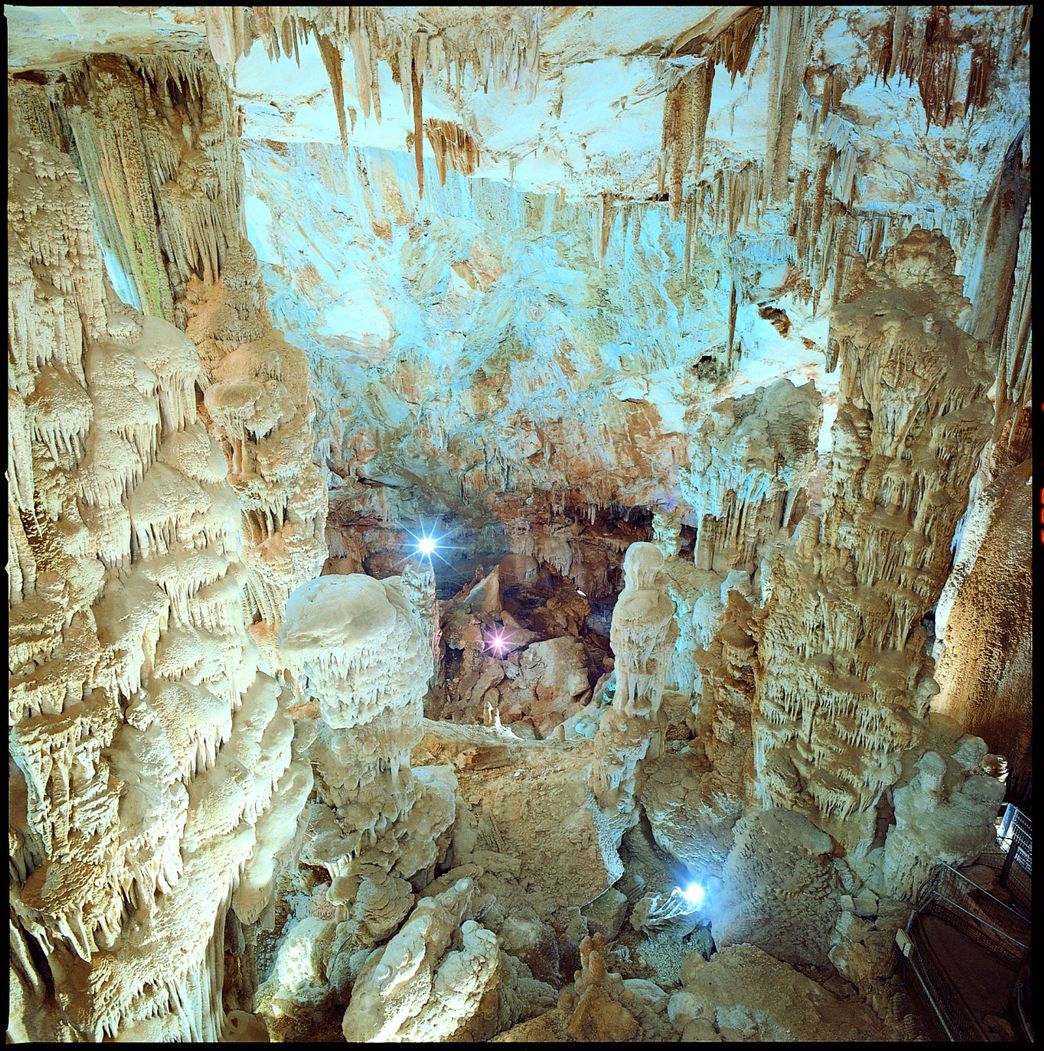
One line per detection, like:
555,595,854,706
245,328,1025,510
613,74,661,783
425,117,480,185
757,303,791,337
660,57,714,222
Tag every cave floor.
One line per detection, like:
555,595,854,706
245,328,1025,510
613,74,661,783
919,914,1020,1027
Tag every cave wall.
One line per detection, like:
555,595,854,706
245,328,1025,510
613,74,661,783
7,106,311,1041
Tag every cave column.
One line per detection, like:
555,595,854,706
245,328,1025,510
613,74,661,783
753,230,1005,885
589,542,676,845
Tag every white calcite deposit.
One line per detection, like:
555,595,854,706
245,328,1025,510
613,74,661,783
7,108,310,1042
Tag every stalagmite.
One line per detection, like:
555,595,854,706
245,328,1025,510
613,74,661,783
278,574,456,942
589,543,676,868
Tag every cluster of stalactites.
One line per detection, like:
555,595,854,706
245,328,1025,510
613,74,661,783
876,5,1024,130
658,4,766,227
649,6,1028,321
424,118,480,186
24,52,247,325
203,6,541,188
678,378,821,574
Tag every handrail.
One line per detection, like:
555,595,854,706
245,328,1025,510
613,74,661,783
929,892,1029,952
902,942,956,1041
904,912,988,1042
936,863,1032,933
901,854,1032,1042
1015,978,1033,1042
996,803,1033,857
973,846,1032,916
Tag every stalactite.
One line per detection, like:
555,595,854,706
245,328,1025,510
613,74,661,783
727,280,738,357
790,169,808,239
424,118,479,184
810,145,833,253
316,33,349,153
1012,5,1032,66
348,7,374,121
964,129,1030,346
764,6,810,204
887,6,908,82
683,195,695,281
660,57,714,222
994,201,1032,431
711,7,765,83
411,39,426,195
600,192,614,260
831,212,853,305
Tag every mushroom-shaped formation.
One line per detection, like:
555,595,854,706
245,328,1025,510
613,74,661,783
278,573,456,967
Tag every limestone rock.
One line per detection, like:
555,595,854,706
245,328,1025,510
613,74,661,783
568,985,639,1042
342,878,554,1042
714,808,840,968
669,943,884,1041
3,7,1031,1045
582,886,629,941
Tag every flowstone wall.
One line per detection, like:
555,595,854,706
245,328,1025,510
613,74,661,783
7,112,310,1042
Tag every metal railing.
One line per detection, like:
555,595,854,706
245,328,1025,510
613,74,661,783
1015,975,1033,1042
919,864,1030,963
899,912,988,1042
899,851,1031,1042
977,804,1033,916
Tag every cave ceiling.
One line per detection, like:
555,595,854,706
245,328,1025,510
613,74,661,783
6,5,1031,525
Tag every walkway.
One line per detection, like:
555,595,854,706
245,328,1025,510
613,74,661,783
898,806,1032,1042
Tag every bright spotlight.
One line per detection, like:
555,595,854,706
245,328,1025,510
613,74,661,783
486,627,511,656
680,881,705,907
417,536,437,557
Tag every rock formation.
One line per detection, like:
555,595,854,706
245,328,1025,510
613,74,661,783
754,230,1000,865
6,4,1031,1045
278,573,455,892
9,47,329,638
589,542,678,873
8,109,310,1042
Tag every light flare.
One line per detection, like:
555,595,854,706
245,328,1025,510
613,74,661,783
485,626,512,657
399,519,459,569
680,881,705,907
